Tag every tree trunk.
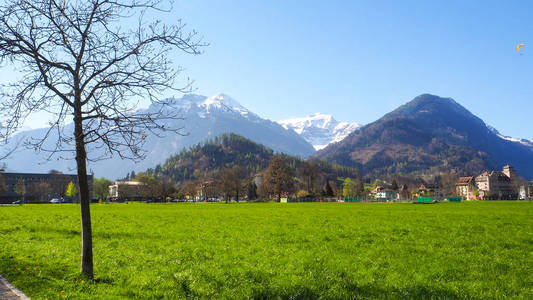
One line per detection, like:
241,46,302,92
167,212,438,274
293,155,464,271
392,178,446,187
74,109,93,279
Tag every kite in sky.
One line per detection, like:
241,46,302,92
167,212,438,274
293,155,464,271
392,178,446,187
516,43,525,51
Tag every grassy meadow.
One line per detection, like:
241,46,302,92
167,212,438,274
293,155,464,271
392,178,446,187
0,201,532,299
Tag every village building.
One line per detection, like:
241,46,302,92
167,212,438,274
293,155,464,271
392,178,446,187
375,188,399,201
416,183,443,199
371,185,384,196
197,179,217,201
455,176,476,200
474,165,517,200
399,184,410,200
0,171,93,204
108,181,146,201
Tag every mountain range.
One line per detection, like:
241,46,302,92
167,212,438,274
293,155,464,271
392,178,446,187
145,133,358,183
316,94,533,179
2,93,532,180
2,94,316,179
278,113,360,150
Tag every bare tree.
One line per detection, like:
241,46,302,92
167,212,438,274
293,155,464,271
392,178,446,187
298,160,319,195
231,166,245,202
29,181,53,202
49,172,71,198
157,178,176,201
132,172,159,199
181,180,198,199
261,156,295,202
198,175,217,201
14,177,26,201
217,168,237,204
0,174,7,195
439,173,459,197
0,0,204,278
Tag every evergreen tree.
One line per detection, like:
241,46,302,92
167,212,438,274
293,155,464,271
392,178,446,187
391,179,399,191
354,179,365,196
247,181,258,200
324,181,334,197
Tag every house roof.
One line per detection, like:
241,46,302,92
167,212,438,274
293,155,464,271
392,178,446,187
456,176,474,186
418,184,440,190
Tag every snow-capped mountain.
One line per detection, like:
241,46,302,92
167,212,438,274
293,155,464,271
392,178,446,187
278,113,360,150
2,93,315,179
487,125,533,149
316,94,533,179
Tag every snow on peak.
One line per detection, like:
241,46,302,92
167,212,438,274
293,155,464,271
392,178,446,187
199,93,254,118
278,114,361,150
202,93,244,110
487,124,533,149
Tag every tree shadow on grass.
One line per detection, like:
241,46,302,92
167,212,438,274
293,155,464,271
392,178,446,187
0,255,115,299
251,282,484,300
24,224,156,240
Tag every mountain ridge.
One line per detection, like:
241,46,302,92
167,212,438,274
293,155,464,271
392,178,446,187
316,94,533,179
2,93,315,179
145,133,359,184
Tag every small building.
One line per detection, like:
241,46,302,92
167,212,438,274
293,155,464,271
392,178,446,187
417,184,443,199
108,181,146,201
376,189,398,201
455,176,476,200
371,186,384,198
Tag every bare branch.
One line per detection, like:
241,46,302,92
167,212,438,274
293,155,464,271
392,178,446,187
0,0,205,161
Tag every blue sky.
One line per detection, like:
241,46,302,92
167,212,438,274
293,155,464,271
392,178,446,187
167,0,532,139
3,1,533,139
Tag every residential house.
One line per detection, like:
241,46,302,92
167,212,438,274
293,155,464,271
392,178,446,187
455,176,476,200
371,186,384,196
376,188,399,201
417,183,443,199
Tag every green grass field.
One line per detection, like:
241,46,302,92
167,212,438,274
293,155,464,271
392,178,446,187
0,202,532,299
